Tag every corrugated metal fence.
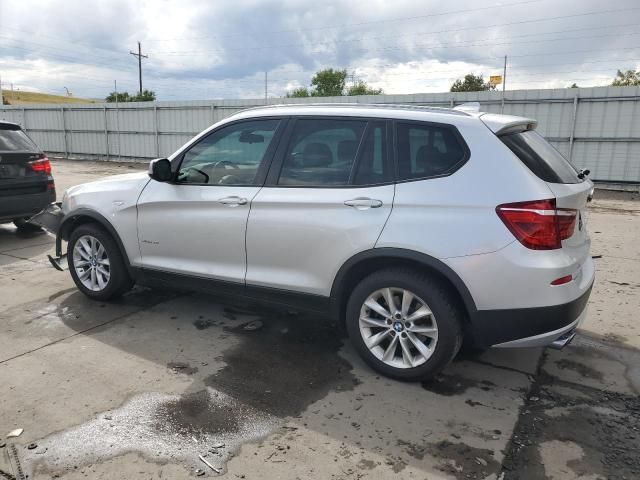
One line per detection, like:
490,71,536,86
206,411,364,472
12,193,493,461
1,86,639,183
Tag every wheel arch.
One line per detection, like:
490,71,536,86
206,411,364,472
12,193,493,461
330,248,477,328
57,209,132,272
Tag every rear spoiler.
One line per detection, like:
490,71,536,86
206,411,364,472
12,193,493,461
479,113,537,136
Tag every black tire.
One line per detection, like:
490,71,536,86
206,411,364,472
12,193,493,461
13,217,43,232
346,268,463,381
67,223,134,300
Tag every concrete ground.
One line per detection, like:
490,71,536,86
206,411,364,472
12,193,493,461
0,159,638,480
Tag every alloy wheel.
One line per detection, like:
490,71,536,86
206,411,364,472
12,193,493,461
358,287,438,369
72,235,111,291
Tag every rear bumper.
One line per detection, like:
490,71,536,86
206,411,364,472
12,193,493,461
0,190,56,223
470,283,593,348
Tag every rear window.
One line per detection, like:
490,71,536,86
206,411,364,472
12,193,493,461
500,130,580,184
0,126,38,152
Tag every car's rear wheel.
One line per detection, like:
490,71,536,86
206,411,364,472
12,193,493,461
13,217,42,232
67,223,133,300
346,269,463,381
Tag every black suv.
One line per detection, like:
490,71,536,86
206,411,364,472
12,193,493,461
0,121,55,230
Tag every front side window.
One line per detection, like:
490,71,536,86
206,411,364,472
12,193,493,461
278,119,367,186
178,119,280,185
396,123,466,181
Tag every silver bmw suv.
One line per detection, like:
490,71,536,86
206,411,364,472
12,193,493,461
38,104,595,381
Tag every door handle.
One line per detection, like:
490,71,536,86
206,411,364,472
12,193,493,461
218,196,248,206
344,197,383,209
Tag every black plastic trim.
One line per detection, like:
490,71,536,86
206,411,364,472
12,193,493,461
329,247,478,318
471,284,593,347
133,267,330,313
56,208,133,273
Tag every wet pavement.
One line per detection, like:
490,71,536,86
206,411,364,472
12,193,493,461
0,159,638,479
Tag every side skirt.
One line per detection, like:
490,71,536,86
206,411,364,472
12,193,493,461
132,267,332,315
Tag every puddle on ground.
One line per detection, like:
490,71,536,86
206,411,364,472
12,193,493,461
427,440,500,480
205,312,359,417
23,389,278,478
20,307,359,477
421,374,495,396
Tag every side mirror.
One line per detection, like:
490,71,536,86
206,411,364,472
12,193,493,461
148,158,172,182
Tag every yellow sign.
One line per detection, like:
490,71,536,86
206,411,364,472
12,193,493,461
490,75,503,86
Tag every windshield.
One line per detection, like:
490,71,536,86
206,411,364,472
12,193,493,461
500,130,580,184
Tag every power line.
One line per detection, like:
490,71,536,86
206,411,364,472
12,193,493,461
153,7,640,55
144,0,542,43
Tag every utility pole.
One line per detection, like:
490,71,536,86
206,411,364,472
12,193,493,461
264,71,268,105
0,73,3,106
129,41,148,95
501,55,507,114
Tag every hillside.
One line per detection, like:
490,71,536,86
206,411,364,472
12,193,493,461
1,90,96,105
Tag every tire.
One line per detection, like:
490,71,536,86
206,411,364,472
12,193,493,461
13,217,43,232
67,223,134,300
346,268,463,381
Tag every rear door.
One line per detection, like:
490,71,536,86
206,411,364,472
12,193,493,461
245,117,394,296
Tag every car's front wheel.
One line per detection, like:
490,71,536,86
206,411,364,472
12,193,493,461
346,269,463,381
67,223,133,300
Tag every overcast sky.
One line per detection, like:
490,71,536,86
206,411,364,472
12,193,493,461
1,0,639,100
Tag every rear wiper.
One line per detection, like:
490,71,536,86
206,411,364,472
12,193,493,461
577,168,590,179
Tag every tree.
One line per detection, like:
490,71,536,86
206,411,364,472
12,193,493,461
569,83,579,88
450,74,494,92
611,69,640,86
133,89,156,101
105,89,156,102
346,81,383,96
310,68,347,97
286,87,310,98
106,91,131,102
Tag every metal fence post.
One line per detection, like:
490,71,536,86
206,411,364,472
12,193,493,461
210,104,215,124
154,104,160,157
104,106,109,160
61,107,68,158
22,108,27,131
568,95,579,163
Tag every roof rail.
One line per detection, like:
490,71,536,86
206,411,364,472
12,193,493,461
237,103,469,116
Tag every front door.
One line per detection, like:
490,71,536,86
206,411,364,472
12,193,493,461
137,118,283,282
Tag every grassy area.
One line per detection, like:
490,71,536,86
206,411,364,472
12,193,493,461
1,90,96,105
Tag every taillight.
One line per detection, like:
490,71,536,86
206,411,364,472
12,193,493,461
29,157,52,175
496,199,577,250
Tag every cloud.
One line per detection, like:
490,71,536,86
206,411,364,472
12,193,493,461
1,0,639,100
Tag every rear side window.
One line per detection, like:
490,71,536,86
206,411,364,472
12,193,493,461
278,119,366,186
396,123,467,181
500,130,580,184
0,127,38,152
